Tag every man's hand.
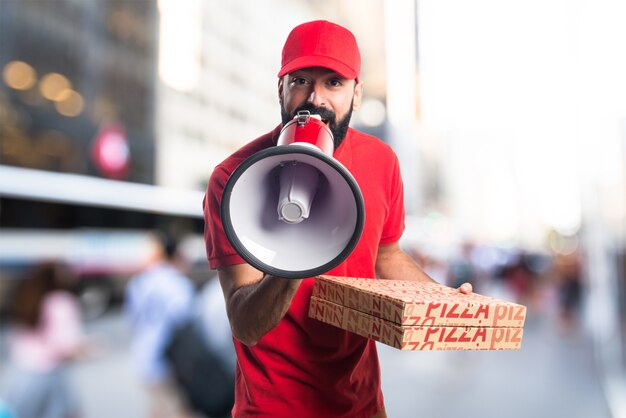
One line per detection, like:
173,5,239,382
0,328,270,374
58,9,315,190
458,282,473,294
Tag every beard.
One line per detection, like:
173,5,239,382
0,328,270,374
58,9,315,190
281,102,353,150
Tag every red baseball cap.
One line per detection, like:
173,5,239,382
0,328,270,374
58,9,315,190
278,20,361,81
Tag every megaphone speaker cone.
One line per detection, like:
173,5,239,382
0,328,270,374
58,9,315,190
221,145,364,279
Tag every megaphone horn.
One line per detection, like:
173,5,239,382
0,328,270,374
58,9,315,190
220,110,365,279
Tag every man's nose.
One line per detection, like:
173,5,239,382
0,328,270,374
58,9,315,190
307,84,326,107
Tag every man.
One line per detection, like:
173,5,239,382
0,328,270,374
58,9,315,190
204,20,472,418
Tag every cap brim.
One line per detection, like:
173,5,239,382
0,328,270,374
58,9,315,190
278,55,358,81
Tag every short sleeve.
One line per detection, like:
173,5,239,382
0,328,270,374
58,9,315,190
379,152,405,245
203,164,245,269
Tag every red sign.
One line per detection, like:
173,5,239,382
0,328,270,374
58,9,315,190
91,124,130,179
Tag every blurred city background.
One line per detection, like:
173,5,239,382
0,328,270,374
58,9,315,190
0,0,625,417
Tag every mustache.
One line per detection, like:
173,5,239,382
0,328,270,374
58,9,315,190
281,101,352,150
290,104,337,125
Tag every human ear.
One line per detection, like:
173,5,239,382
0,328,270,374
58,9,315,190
352,81,364,110
278,78,284,106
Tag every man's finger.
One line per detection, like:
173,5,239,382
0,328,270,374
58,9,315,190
459,282,473,294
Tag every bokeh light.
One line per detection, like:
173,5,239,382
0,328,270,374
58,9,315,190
2,61,37,91
54,90,84,117
39,72,72,101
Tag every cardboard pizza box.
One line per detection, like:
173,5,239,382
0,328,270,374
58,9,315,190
309,296,523,351
311,275,526,328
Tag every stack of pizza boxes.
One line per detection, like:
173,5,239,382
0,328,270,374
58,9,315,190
309,275,526,351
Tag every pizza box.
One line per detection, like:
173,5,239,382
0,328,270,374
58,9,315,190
309,296,523,351
311,275,526,328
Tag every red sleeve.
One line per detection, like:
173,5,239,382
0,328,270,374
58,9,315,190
379,152,405,245
203,164,245,269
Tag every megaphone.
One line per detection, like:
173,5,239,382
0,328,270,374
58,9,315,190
220,110,365,279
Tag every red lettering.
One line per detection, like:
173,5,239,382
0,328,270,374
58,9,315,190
392,333,402,349
316,300,341,328
444,328,459,343
405,303,416,316
422,316,437,326
424,327,440,342
472,327,487,343
490,328,506,349
360,292,372,312
373,298,382,313
403,341,422,350
346,288,359,308
493,305,508,326
371,322,382,338
381,326,392,343
475,304,489,321
460,306,473,319
382,301,392,318
494,328,506,341
347,309,360,326
333,285,344,305
514,306,526,322
332,310,342,327
404,316,422,326
313,302,325,318
403,328,414,341
356,315,370,336
393,310,403,323
420,341,435,350
458,328,471,343
315,281,327,298
425,302,442,318
446,304,460,319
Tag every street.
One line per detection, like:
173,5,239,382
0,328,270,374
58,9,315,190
0,303,612,418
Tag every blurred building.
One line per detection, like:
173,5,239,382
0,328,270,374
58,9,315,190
154,0,392,192
0,0,157,182
0,0,391,218
0,0,159,229
0,0,172,314
155,0,320,190
414,2,626,414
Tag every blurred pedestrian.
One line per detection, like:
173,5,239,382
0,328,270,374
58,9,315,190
2,261,87,418
165,275,236,418
196,276,236,377
553,247,583,332
447,241,478,290
124,233,195,418
496,250,535,305
0,398,16,418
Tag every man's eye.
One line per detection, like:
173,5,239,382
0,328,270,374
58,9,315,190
291,78,308,85
328,79,342,87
